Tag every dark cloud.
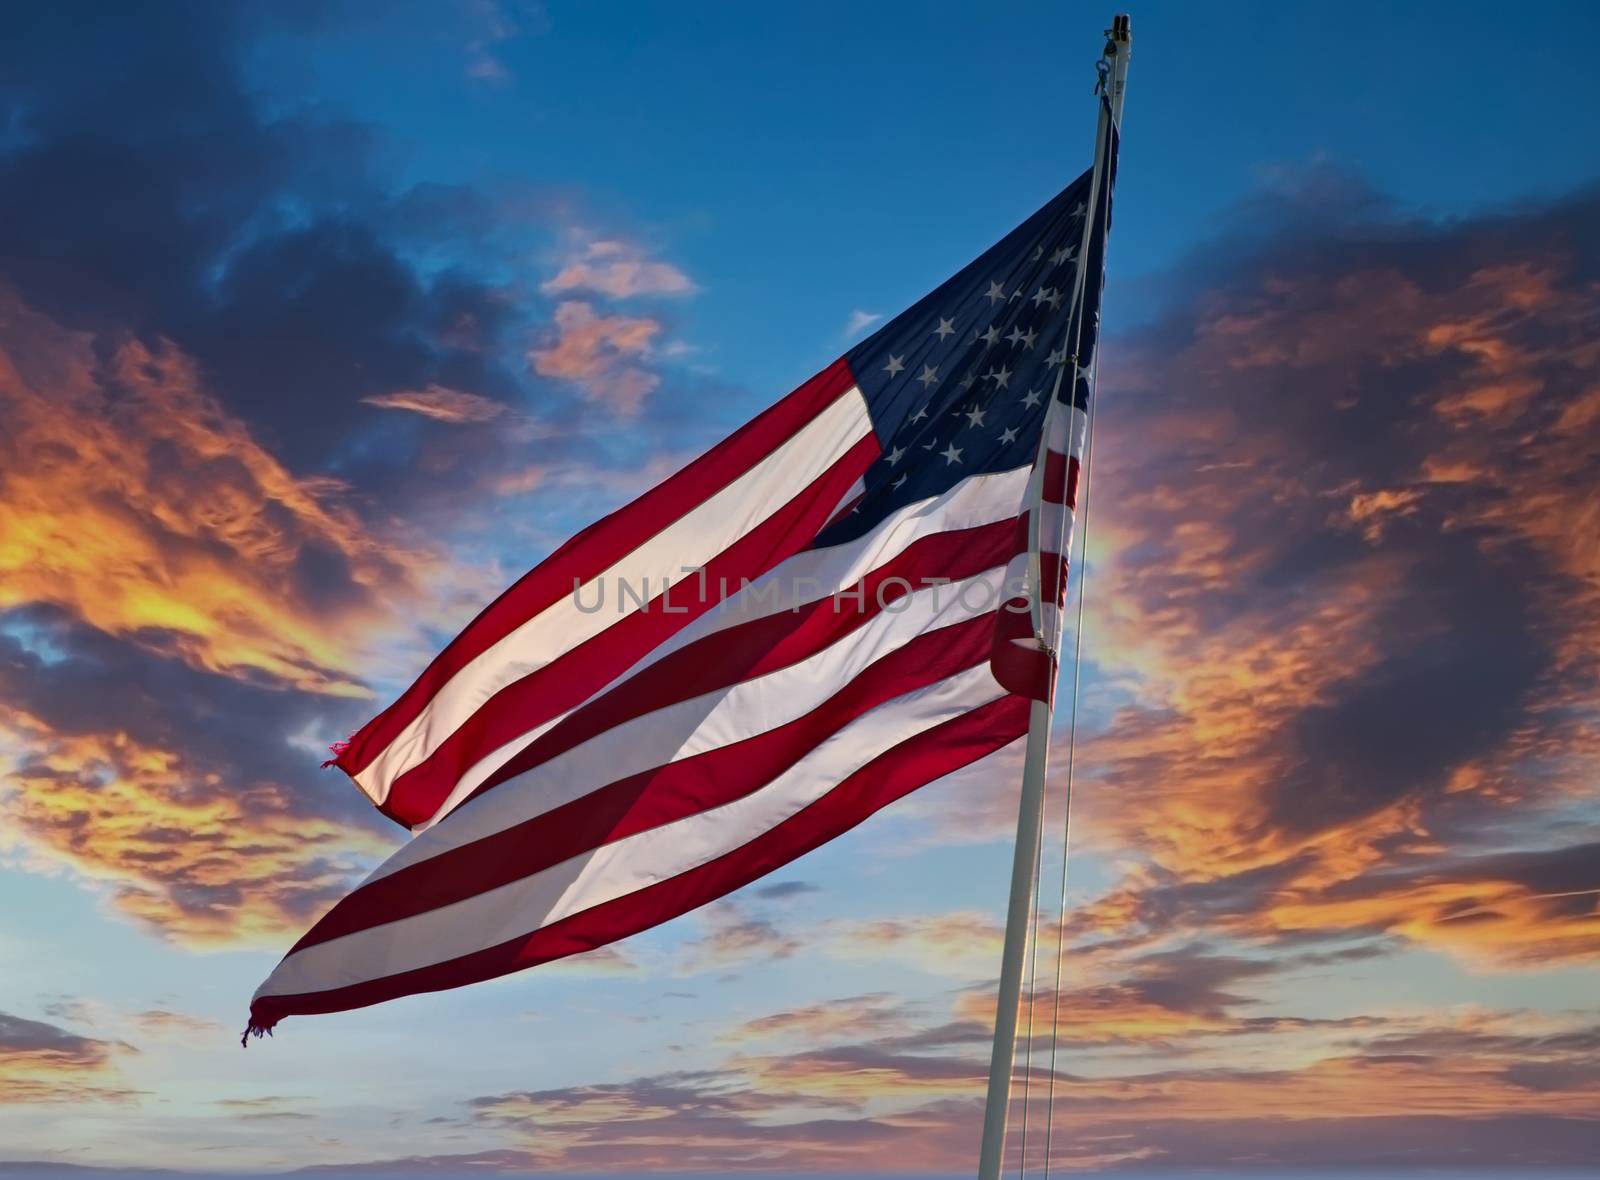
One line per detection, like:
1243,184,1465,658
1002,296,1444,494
1074,1112,1600,1169
1049,176,1600,975
746,879,822,901
1114,944,1277,1020
0,1012,118,1066
0,1011,137,1104
0,0,571,486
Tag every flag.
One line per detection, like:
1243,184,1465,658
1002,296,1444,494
247,134,1117,1037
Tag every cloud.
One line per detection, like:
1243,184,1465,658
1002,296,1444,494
130,1010,226,1040
0,0,619,956
529,300,662,416
361,385,508,424
824,910,1004,977
423,986,1600,1173
1008,181,1600,977
843,309,884,337
1,719,393,947
541,239,696,299
1255,841,1600,968
0,1011,137,1105
679,900,801,974
538,944,641,977
463,0,545,82
747,879,822,901
0,289,432,697
720,994,912,1045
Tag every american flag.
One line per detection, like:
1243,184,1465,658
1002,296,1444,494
247,130,1117,1036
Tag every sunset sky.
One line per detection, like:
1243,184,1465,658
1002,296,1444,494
2,0,1598,1173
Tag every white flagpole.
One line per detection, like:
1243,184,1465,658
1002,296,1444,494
976,16,1130,1180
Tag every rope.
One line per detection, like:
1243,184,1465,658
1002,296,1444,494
1014,772,1046,1176
1040,336,1104,1180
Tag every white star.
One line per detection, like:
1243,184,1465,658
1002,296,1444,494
1022,388,1043,408
887,445,905,465
978,324,1001,348
1019,327,1038,349
922,439,937,451
891,474,907,489
988,365,1012,389
1032,245,1044,261
1006,325,1027,347
941,443,963,465
917,364,939,389
1044,288,1064,310
1072,201,1087,217
883,354,905,377
985,281,1005,304
1046,347,1068,367
999,426,1020,444
964,405,987,428
933,316,956,340
959,371,977,392
1050,245,1076,266
910,405,928,423
1031,285,1057,308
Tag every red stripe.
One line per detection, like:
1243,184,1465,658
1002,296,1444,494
289,614,999,953
336,357,859,787
1042,450,1068,504
375,432,880,827
250,693,1029,1030
989,599,1055,702
472,517,1021,800
1040,452,1081,508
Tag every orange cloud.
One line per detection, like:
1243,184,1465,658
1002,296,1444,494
437,991,1600,1173
0,1010,138,1104
362,384,508,423
720,994,912,1045
1,721,393,947
542,239,696,299
530,299,662,416
1255,852,1600,969
0,289,433,697
824,911,1005,977
1024,223,1600,975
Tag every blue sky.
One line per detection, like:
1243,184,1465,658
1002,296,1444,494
1,1,1598,1172
268,1,1600,371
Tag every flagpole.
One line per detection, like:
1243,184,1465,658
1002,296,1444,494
976,16,1130,1180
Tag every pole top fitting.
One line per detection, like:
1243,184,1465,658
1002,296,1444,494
1109,13,1132,49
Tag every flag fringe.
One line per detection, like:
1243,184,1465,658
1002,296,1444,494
239,1018,277,1048
319,738,352,770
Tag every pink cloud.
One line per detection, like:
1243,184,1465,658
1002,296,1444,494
541,239,697,299
362,384,508,424
529,299,662,416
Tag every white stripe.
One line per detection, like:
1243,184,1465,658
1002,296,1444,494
1045,404,1087,456
256,661,1005,1000
357,386,874,804
1036,500,1075,545
373,566,1010,881
421,464,1033,827
660,465,1031,649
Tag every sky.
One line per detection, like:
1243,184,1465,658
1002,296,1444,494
1,0,1598,1173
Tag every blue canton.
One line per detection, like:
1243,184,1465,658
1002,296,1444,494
817,168,1099,548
